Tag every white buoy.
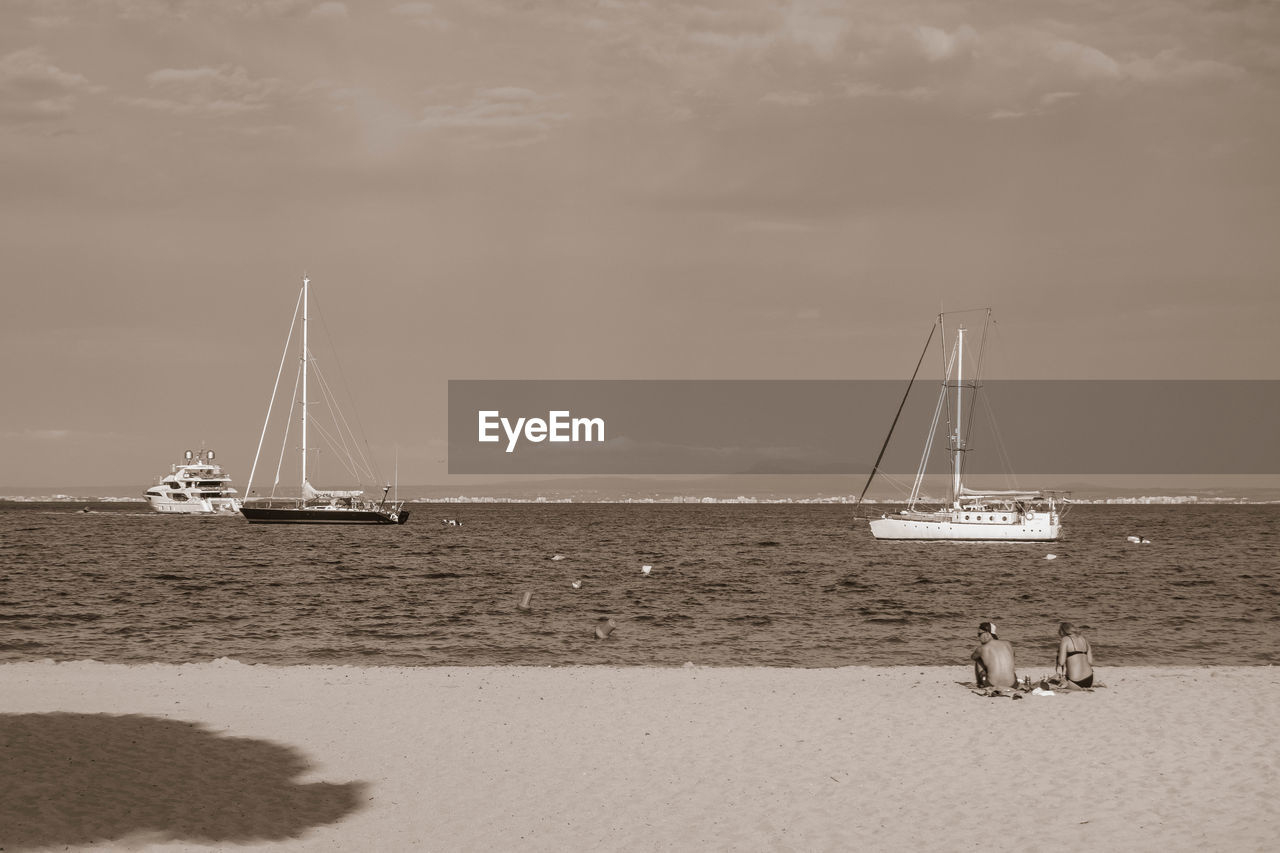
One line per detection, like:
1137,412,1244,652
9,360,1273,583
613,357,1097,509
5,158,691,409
571,580,582,589
1140,538,1151,544
641,565,652,575
1045,554,1057,560
552,554,566,561
1126,536,1141,543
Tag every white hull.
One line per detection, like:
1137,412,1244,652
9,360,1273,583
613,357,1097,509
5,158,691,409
146,496,242,515
870,509,1060,541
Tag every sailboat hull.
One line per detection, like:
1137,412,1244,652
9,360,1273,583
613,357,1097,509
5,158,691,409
241,507,409,525
869,511,1059,541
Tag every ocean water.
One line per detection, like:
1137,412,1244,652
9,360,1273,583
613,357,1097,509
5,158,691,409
0,503,1276,668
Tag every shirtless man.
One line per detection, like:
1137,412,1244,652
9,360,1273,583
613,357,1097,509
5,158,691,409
971,621,1018,688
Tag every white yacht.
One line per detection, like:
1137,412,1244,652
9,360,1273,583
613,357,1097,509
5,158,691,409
144,449,243,514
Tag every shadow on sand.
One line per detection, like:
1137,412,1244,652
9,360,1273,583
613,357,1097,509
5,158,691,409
0,712,366,850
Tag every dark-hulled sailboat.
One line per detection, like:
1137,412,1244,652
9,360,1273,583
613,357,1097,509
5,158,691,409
239,276,409,525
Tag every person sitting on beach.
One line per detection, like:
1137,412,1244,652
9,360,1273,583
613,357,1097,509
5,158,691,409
971,621,1018,688
1056,622,1094,688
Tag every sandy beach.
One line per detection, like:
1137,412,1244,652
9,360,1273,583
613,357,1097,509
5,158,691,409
1,662,1276,852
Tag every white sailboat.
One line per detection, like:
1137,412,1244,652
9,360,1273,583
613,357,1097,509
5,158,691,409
239,276,409,525
859,310,1066,541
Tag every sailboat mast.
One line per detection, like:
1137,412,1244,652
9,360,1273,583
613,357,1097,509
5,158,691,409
301,275,309,493
953,326,964,507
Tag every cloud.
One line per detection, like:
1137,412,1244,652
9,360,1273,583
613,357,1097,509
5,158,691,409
2,428,73,441
686,29,774,53
843,81,934,101
989,89,1078,121
417,87,570,146
390,2,447,29
982,27,1245,119
0,46,98,122
1040,90,1079,106
29,15,72,28
94,0,341,22
576,0,853,74
782,0,852,59
309,1,348,19
125,65,285,116
914,24,977,62
761,90,821,107
1045,37,1122,80
678,1,852,59
1124,49,1245,84
220,0,323,18
737,219,820,233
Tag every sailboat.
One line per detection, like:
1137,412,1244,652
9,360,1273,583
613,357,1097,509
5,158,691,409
239,276,409,525
857,309,1065,541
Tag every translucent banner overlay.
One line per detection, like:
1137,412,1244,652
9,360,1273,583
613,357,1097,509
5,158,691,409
448,380,1279,475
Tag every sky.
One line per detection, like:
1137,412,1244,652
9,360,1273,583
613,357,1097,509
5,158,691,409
1,0,1277,489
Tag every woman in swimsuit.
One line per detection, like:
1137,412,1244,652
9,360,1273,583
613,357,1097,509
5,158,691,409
1056,622,1094,688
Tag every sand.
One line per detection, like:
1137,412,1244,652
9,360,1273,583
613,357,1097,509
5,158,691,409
1,662,1276,852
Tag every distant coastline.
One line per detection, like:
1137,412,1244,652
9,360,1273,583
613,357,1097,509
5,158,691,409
11,471,1279,506
3,493,1278,506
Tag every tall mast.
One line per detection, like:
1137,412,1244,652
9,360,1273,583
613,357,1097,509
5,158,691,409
953,326,964,506
301,275,309,493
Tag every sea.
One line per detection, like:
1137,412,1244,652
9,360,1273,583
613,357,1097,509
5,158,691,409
0,502,1276,669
